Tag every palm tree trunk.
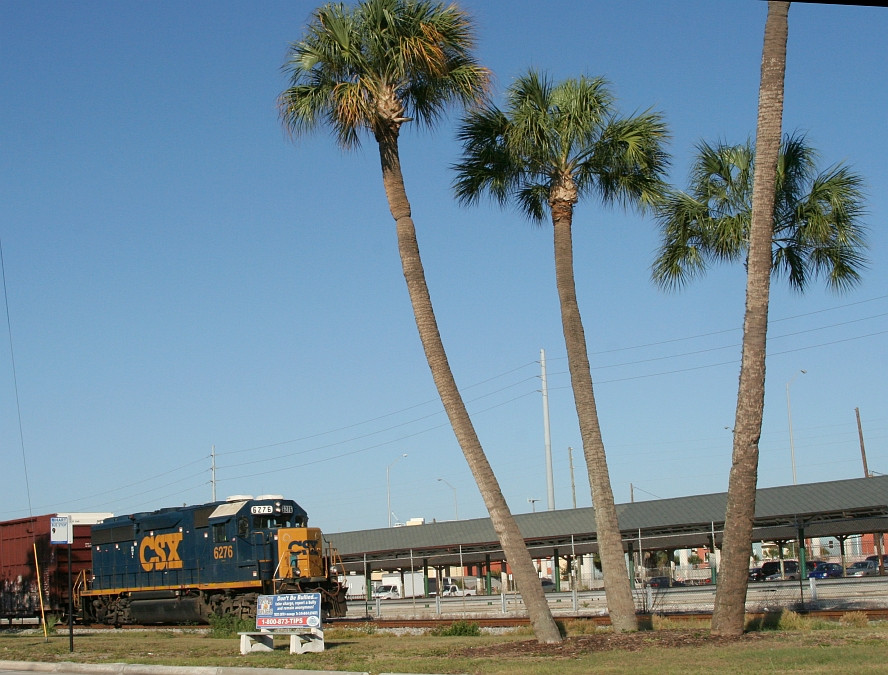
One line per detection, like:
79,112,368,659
551,199,637,632
711,0,790,637
374,126,562,644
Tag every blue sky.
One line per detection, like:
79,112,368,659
1,1,885,534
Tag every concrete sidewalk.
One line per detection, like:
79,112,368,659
0,662,370,675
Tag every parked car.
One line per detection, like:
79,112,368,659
646,576,685,588
540,578,557,593
865,554,888,568
374,584,400,599
807,562,844,579
846,560,879,577
748,567,762,582
441,584,475,597
755,560,799,581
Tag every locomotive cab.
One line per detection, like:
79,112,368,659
276,527,326,580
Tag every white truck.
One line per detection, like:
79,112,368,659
380,571,426,598
341,573,368,599
441,583,475,597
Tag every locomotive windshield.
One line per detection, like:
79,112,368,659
252,514,306,529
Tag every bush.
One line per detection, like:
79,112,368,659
840,611,870,628
746,610,813,632
432,620,481,637
208,613,255,638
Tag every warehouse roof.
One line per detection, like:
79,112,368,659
325,476,888,571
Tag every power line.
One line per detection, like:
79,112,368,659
1,236,33,520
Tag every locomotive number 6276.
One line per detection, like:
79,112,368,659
213,545,234,559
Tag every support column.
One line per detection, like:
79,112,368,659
627,542,636,589
836,535,849,575
797,528,807,578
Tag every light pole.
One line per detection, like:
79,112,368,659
437,478,458,520
528,498,540,513
786,370,806,485
386,453,407,527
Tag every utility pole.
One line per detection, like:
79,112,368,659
211,445,216,502
387,453,408,527
857,408,882,574
568,446,577,509
856,407,869,478
540,349,554,510
786,369,806,485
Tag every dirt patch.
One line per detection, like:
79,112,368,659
459,629,767,658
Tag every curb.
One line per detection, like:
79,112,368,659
0,663,369,675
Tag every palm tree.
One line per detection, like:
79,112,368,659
278,0,562,643
453,70,670,632
653,3,866,638
711,2,790,635
652,135,866,293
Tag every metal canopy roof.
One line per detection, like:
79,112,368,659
325,476,888,571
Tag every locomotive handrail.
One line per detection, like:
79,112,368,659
325,541,345,575
72,569,90,610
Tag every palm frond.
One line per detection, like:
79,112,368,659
453,68,670,227
651,191,710,289
586,111,670,210
655,133,868,292
279,0,489,149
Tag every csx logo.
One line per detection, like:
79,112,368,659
288,539,319,554
139,533,184,571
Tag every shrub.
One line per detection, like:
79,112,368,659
432,620,481,637
840,611,870,628
565,619,602,635
208,613,255,638
776,610,810,631
746,610,812,632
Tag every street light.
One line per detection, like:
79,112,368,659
528,498,540,513
437,478,458,520
786,370,806,485
386,453,408,527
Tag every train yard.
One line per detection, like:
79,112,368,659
3,478,888,631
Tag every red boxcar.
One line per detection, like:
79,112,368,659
0,513,109,621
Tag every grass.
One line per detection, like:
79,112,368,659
1,618,887,674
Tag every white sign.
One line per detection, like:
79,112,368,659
256,593,321,629
50,516,73,545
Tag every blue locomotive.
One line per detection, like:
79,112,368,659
80,495,346,624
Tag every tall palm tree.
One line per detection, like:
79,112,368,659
652,134,867,293
453,70,670,632
653,4,866,638
278,0,562,643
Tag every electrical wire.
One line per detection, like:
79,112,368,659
1,235,33,520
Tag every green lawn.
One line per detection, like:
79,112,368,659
1,616,886,674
